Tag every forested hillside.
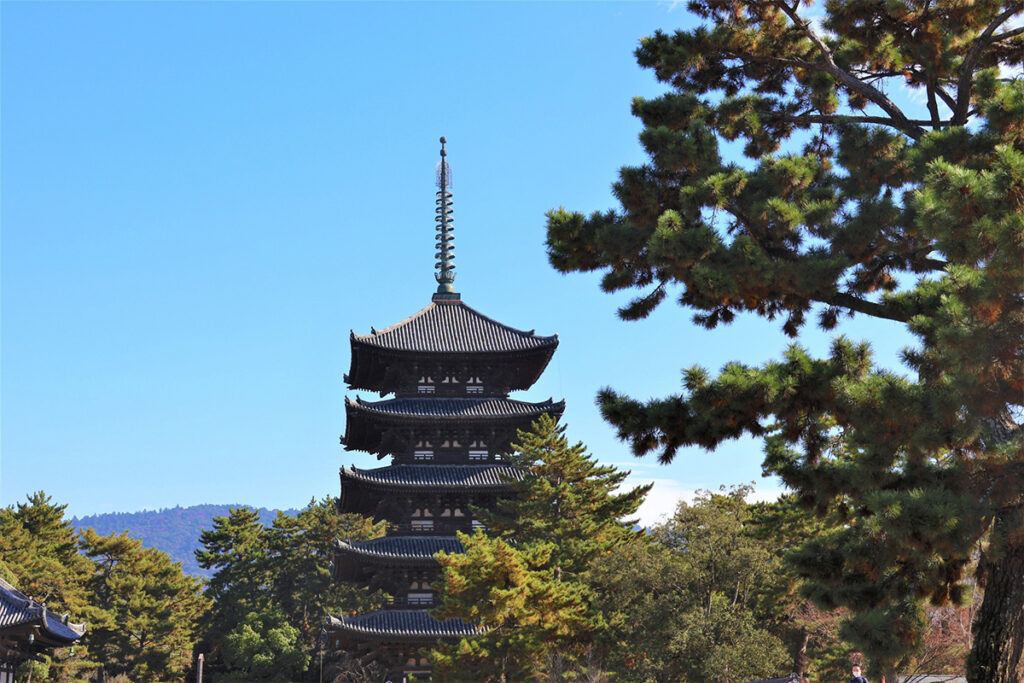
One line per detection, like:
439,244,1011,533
72,504,297,578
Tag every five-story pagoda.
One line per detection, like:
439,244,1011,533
327,138,563,680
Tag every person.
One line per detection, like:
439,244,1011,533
850,665,869,683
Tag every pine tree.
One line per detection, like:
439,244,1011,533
545,2,1023,680
649,487,790,682
265,498,386,678
747,494,855,681
197,501,385,681
196,506,272,674
432,416,650,681
0,492,97,680
80,528,209,681
4,492,93,614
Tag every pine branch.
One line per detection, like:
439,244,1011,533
934,86,957,112
927,77,942,129
991,26,1024,42
826,293,909,323
952,3,1024,125
769,0,926,139
785,114,944,129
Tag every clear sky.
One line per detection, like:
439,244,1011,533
2,1,914,526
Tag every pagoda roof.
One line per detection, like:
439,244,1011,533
341,464,523,491
346,396,563,421
351,299,557,355
0,577,85,644
334,536,463,562
327,609,477,642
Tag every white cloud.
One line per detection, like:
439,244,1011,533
622,474,789,529
632,477,697,528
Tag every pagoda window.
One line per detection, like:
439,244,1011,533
413,450,434,461
411,507,433,518
411,519,434,532
470,439,487,448
468,450,488,461
415,439,434,448
472,520,487,532
467,376,483,384
453,507,465,517
441,376,460,383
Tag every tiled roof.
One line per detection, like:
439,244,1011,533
328,610,477,639
347,396,564,420
341,464,523,489
352,300,557,354
0,576,85,642
334,536,463,561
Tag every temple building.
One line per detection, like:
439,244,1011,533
327,139,563,680
0,577,84,682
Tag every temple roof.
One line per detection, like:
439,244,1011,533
347,396,563,421
327,610,477,641
334,536,463,562
0,577,85,643
341,464,523,490
352,299,557,354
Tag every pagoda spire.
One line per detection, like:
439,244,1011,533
434,136,457,297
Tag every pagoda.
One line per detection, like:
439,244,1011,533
327,138,563,680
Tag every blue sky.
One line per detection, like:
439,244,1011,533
2,1,914,526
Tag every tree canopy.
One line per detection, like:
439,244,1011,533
545,2,1023,681
431,416,650,681
195,497,385,682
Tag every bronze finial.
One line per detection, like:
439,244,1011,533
434,137,456,295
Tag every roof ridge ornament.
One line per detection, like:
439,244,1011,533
433,136,459,301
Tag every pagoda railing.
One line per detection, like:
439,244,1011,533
390,521,474,535
384,594,438,608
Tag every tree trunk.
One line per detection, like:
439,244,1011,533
877,660,899,683
794,627,809,677
967,508,1024,683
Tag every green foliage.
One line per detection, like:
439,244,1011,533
1,493,97,680
480,414,651,577
747,494,856,681
672,592,790,683
654,486,778,615
220,607,308,682
592,487,795,682
266,498,387,660
432,533,590,681
546,1,1023,679
1,492,211,682
2,492,93,615
196,497,384,682
432,416,650,681
80,528,209,681
196,505,271,660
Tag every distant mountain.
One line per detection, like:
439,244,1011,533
72,504,299,578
